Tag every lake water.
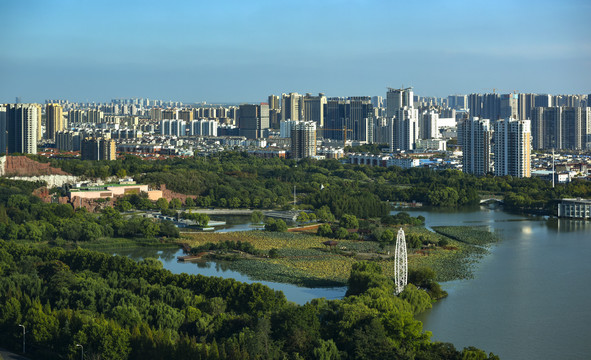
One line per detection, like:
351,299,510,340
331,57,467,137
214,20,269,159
111,246,347,305
406,207,591,360
115,206,591,359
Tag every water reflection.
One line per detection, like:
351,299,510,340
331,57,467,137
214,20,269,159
547,218,591,232
107,247,347,305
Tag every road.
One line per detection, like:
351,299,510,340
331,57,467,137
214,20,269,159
0,348,31,360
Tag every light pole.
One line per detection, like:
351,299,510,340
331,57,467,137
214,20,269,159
76,344,84,360
18,324,25,353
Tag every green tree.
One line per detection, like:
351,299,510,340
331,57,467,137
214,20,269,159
169,198,182,209
251,210,264,224
340,214,359,229
185,197,195,208
156,198,169,211
317,224,333,237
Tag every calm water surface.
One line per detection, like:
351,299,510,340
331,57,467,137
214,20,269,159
406,207,591,360
115,207,591,359
112,246,346,305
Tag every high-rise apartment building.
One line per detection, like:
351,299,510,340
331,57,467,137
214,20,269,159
86,109,104,124
56,130,81,152
281,93,302,121
389,107,418,152
178,109,194,122
46,103,64,141
68,109,84,124
268,95,281,129
500,94,518,120
458,117,491,176
238,103,269,139
387,87,413,118
348,96,373,142
493,119,531,178
81,137,116,161
518,93,535,121
6,104,38,154
268,95,280,111
419,109,439,139
290,121,317,159
530,107,545,150
448,95,468,110
387,87,417,151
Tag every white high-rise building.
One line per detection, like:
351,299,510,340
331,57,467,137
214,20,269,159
420,109,439,139
387,87,417,152
493,119,531,178
387,87,413,118
458,117,491,176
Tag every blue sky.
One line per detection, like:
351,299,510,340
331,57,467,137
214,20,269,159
1,0,589,103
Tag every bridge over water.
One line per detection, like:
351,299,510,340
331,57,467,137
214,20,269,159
479,196,504,204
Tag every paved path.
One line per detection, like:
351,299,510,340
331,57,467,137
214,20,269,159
0,348,31,360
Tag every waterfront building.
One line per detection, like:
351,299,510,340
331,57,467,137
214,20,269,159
557,198,591,219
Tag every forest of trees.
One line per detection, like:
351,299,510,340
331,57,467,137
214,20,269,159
0,178,179,246
0,240,498,360
32,152,591,216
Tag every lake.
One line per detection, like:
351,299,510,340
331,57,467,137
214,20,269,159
406,207,591,360
111,246,347,305
114,206,591,359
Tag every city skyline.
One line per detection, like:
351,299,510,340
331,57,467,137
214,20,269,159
2,0,590,104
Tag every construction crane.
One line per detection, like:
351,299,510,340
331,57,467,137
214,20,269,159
319,126,353,145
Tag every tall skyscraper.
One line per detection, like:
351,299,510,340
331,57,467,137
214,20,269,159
562,107,584,150
268,95,281,129
348,96,373,142
389,107,418,152
500,94,518,120
238,103,269,139
387,87,417,151
324,98,348,140
518,93,535,121
86,109,104,124
68,109,84,124
281,93,302,121
46,103,64,141
303,93,327,127
81,137,116,160
419,109,439,139
493,119,531,178
530,107,545,150
6,104,38,154
458,117,491,176
290,121,317,159
387,87,413,118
